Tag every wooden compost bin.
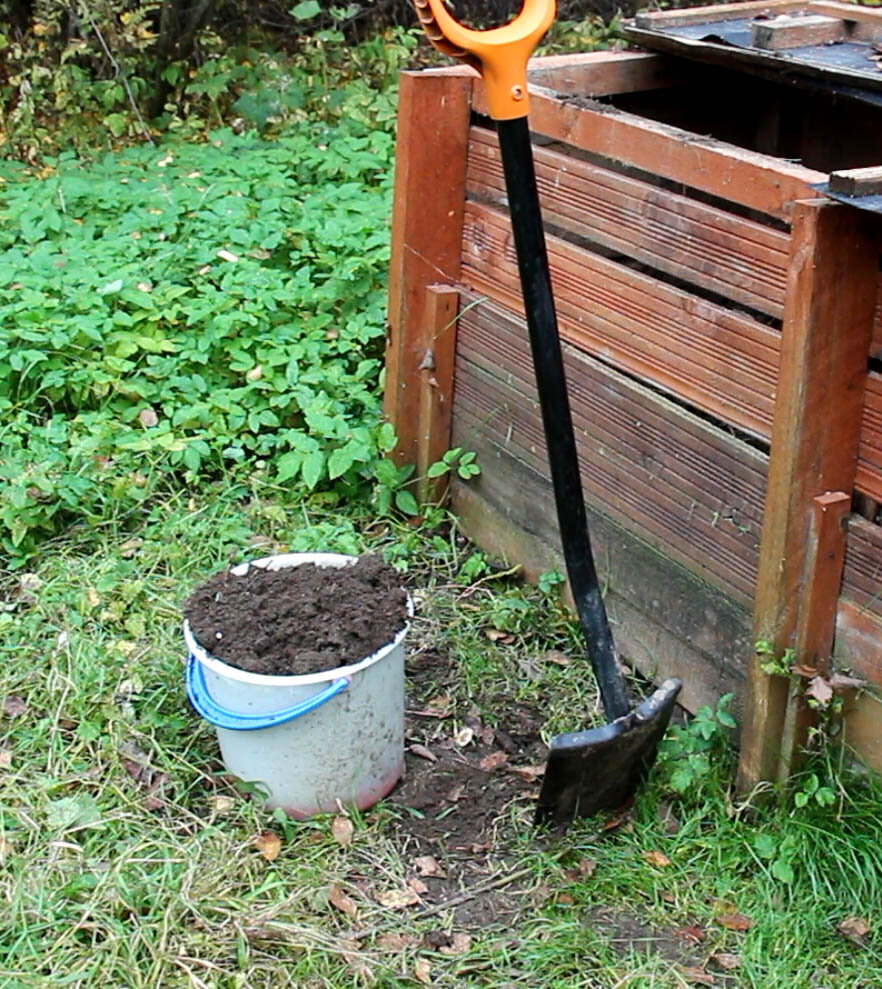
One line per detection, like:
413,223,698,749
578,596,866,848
384,25,882,783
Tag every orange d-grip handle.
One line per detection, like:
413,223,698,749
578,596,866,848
412,0,555,119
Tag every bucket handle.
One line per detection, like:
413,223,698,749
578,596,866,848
185,656,351,732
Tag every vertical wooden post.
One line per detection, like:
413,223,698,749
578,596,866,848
778,491,851,766
384,69,473,473
416,284,460,504
738,201,878,791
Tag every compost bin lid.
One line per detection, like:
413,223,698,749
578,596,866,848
623,1,882,106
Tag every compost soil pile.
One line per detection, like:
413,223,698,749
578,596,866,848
183,556,409,676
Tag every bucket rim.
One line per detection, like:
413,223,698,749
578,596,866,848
183,552,412,686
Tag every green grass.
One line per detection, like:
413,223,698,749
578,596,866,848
2,485,881,987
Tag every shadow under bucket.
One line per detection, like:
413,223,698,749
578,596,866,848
184,553,411,818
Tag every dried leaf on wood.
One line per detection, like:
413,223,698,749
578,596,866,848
331,816,354,847
716,912,754,932
328,883,358,918
254,830,282,862
829,673,865,691
806,676,833,706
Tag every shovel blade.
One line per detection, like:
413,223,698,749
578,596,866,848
535,678,682,825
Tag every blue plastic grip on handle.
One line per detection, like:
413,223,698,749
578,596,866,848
185,655,350,732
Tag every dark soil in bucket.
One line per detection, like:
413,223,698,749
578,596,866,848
183,555,409,676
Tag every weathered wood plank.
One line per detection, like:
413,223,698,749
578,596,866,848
739,201,879,790
466,126,790,319
461,200,780,439
836,598,882,685
384,69,472,470
842,515,882,620
872,278,882,360
526,51,685,97
634,0,802,28
470,83,825,221
752,14,846,50
415,285,460,503
455,297,767,605
857,372,882,502
450,430,752,718
829,166,882,198
779,492,851,769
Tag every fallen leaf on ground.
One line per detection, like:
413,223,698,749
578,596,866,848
209,795,235,814
377,932,419,951
838,916,871,942
409,744,437,763
674,925,706,943
0,838,13,861
0,749,11,769
454,726,474,747
439,933,472,956
425,694,451,717
328,883,358,918
119,538,142,558
413,855,445,878
659,890,676,904
508,764,546,782
3,695,28,718
377,887,420,909
408,877,429,895
413,958,432,984
446,784,465,802
479,751,508,772
657,801,681,834
254,830,282,862
485,628,509,642
577,859,597,878
806,676,833,706
717,912,754,932
710,953,741,970
674,965,714,985
642,850,672,868
138,408,158,428
543,649,571,667
557,893,575,905
331,816,354,847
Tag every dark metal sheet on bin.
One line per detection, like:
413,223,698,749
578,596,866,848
811,181,882,214
624,9,882,100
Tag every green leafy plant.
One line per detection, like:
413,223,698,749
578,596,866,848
655,693,737,797
537,568,565,594
425,447,481,482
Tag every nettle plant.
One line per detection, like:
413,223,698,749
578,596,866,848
0,118,405,562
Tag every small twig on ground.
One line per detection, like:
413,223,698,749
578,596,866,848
351,863,536,941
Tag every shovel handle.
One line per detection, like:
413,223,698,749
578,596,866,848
412,0,555,119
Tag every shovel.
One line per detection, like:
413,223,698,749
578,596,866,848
411,0,682,824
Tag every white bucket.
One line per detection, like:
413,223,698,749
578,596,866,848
184,553,410,818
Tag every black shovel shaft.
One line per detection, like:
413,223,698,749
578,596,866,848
497,117,631,723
